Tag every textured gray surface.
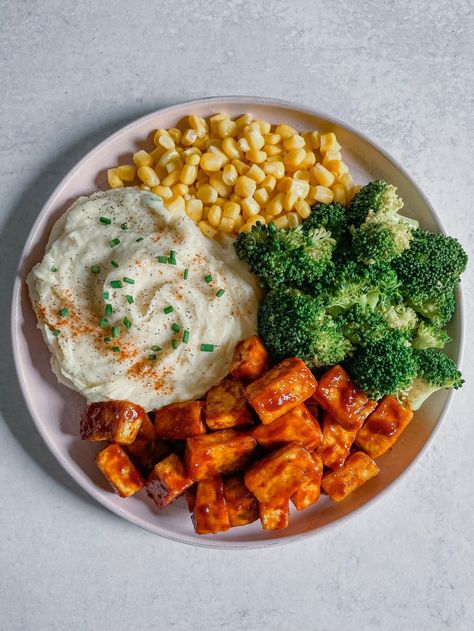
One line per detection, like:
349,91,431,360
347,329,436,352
1,1,473,630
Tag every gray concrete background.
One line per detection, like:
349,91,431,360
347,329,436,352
1,1,473,629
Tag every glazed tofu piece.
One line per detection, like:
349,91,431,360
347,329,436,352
355,396,414,459
80,400,147,444
145,453,194,508
230,335,270,382
245,357,318,424
244,443,319,504
315,365,377,431
206,376,254,430
252,403,322,450
191,477,230,535
96,444,144,498
185,429,257,481
259,500,290,531
317,411,357,470
305,394,319,420
126,414,158,473
321,451,379,502
223,475,259,527
291,452,323,510
154,400,206,439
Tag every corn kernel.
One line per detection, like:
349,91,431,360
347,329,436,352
329,159,349,176
149,146,165,162
266,192,285,216
153,128,168,145
312,185,334,204
283,191,298,212
219,217,235,233
222,163,238,186
181,128,198,146
283,148,306,169
293,170,310,181
189,115,207,138
165,158,183,174
246,149,267,164
332,184,346,205
173,183,189,197
166,195,185,214
218,119,237,139
198,220,217,238
162,170,181,187
295,199,311,219
209,173,232,197
245,163,265,184
300,150,316,170
223,201,241,220
272,215,289,229
245,127,265,151
208,145,229,165
133,150,154,168
200,152,222,172
214,197,226,208
310,164,335,187
193,135,209,150
137,166,160,187
222,137,242,160
232,159,249,176
196,183,218,204
310,131,321,149
338,172,354,190
168,128,181,144
320,132,341,153
247,214,266,227
185,198,203,222
241,197,260,219
287,211,300,228
209,113,228,135
275,124,297,139
140,184,151,191
279,178,309,198
283,134,305,150
107,169,124,188
229,193,242,203
264,133,281,145
185,152,200,167
157,133,175,150
151,185,173,199
233,215,245,232
235,175,257,198
254,188,269,206
261,175,277,192
255,120,271,134
263,161,285,179
115,165,136,182
158,149,179,167
207,204,222,228
235,113,253,128
238,137,251,152
264,144,283,157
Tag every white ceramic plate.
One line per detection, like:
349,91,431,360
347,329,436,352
11,96,465,548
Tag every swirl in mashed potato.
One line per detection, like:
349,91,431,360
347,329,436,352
27,188,261,411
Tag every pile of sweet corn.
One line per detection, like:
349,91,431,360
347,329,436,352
107,113,359,238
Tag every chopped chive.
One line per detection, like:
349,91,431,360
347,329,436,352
168,250,177,265
103,336,111,343
182,330,189,343
120,222,129,231
100,318,108,329
123,317,132,329
136,237,144,242
59,308,69,317
91,265,100,274
111,326,120,338
216,289,225,298
51,266,58,272
200,343,215,352
105,304,112,317
148,354,157,361
99,216,112,225
123,277,135,285
102,291,109,300
183,269,189,280
110,280,123,288
157,255,168,264
126,295,134,304
171,323,181,333
111,260,119,268
52,329,61,337
112,346,121,353
109,238,120,248
171,339,178,349
204,274,212,284
151,345,161,352
163,306,173,314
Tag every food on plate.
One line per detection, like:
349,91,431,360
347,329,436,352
252,403,322,450
106,114,356,238
291,451,323,510
229,334,270,381
223,475,259,527
154,400,206,439
145,453,193,508
259,500,290,531
80,400,147,444
27,188,260,411
96,443,144,498
205,375,254,429
321,451,379,502
191,476,230,535
317,412,357,470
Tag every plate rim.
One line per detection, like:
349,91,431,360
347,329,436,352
10,95,466,549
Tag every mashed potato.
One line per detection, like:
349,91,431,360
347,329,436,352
28,188,261,411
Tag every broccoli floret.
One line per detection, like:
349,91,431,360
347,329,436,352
346,329,417,400
381,303,418,333
339,304,389,347
258,288,352,368
394,228,467,307
408,291,456,328
411,321,451,350
347,180,405,227
351,220,414,265
234,222,335,289
303,202,348,241
403,349,463,410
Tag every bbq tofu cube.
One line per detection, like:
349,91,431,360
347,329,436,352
191,477,230,535
245,358,317,424
154,400,206,439
223,475,259,527
206,376,254,430
259,500,290,531
317,411,357,470
244,443,319,505
145,453,194,508
126,414,158,473
321,451,379,502
291,452,323,510
96,444,144,498
355,396,414,459
305,394,319,420
252,403,322,450
230,335,270,382
80,401,147,444
315,365,377,431
186,429,257,481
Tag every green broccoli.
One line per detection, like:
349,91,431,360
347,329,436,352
303,202,348,241
403,349,463,410
408,291,456,328
339,304,389,347
258,288,352,368
346,329,417,400
234,221,335,289
381,303,418,333
411,321,451,350
347,180,405,227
